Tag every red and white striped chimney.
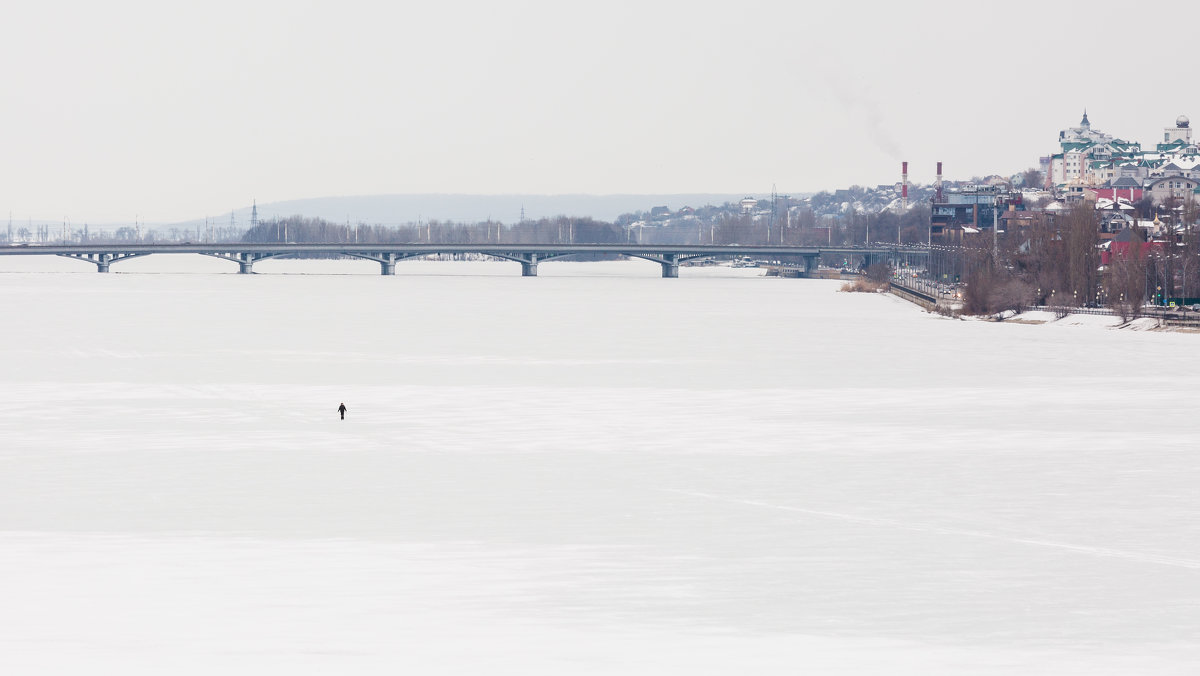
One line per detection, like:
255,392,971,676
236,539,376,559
901,161,909,210
936,161,944,202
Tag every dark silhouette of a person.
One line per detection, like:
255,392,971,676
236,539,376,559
338,403,347,420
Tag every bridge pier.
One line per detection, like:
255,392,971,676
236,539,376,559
380,254,396,275
661,254,680,278
521,254,538,277
237,253,255,274
96,253,112,273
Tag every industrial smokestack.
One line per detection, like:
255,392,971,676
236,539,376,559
936,161,944,202
901,161,909,210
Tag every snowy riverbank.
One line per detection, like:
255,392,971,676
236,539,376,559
980,309,1187,331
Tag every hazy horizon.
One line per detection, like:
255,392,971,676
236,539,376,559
7,193,789,229
233,193,774,227
3,1,1193,223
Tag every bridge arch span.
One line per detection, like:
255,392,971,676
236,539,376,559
342,251,427,275
620,252,685,277
200,251,288,274
57,252,150,272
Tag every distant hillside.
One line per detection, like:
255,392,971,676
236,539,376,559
168,194,776,229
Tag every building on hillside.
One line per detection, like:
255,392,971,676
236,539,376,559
929,184,1024,243
1047,113,1200,191
1058,110,1111,145
1148,156,1200,180
1145,175,1200,205
1088,177,1143,203
1162,115,1193,146
1093,197,1137,235
1100,226,1165,266
1063,181,1090,201
1048,111,1144,187
999,208,1037,241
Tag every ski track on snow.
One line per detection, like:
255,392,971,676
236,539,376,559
664,489,1200,570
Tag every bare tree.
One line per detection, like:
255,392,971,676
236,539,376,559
1062,204,1100,307
1021,167,1045,190
1179,199,1200,302
1106,226,1147,321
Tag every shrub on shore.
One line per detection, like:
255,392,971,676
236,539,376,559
839,262,893,293
840,278,889,293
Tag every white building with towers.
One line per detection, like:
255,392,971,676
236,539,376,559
1163,115,1192,145
1046,112,1200,197
1058,110,1112,146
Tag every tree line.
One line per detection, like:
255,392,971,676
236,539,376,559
239,203,936,249
240,215,628,246
950,201,1200,318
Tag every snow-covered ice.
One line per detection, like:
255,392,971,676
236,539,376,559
1,256,1197,674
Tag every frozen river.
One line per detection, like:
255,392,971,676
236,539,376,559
1,256,1197,674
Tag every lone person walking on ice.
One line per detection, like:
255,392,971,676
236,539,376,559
338,402,347,420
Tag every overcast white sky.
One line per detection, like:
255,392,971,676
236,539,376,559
2,0,1195,223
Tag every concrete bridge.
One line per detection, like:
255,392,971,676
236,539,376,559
0,243,927,277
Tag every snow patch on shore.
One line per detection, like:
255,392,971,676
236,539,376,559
994,310,1174,331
